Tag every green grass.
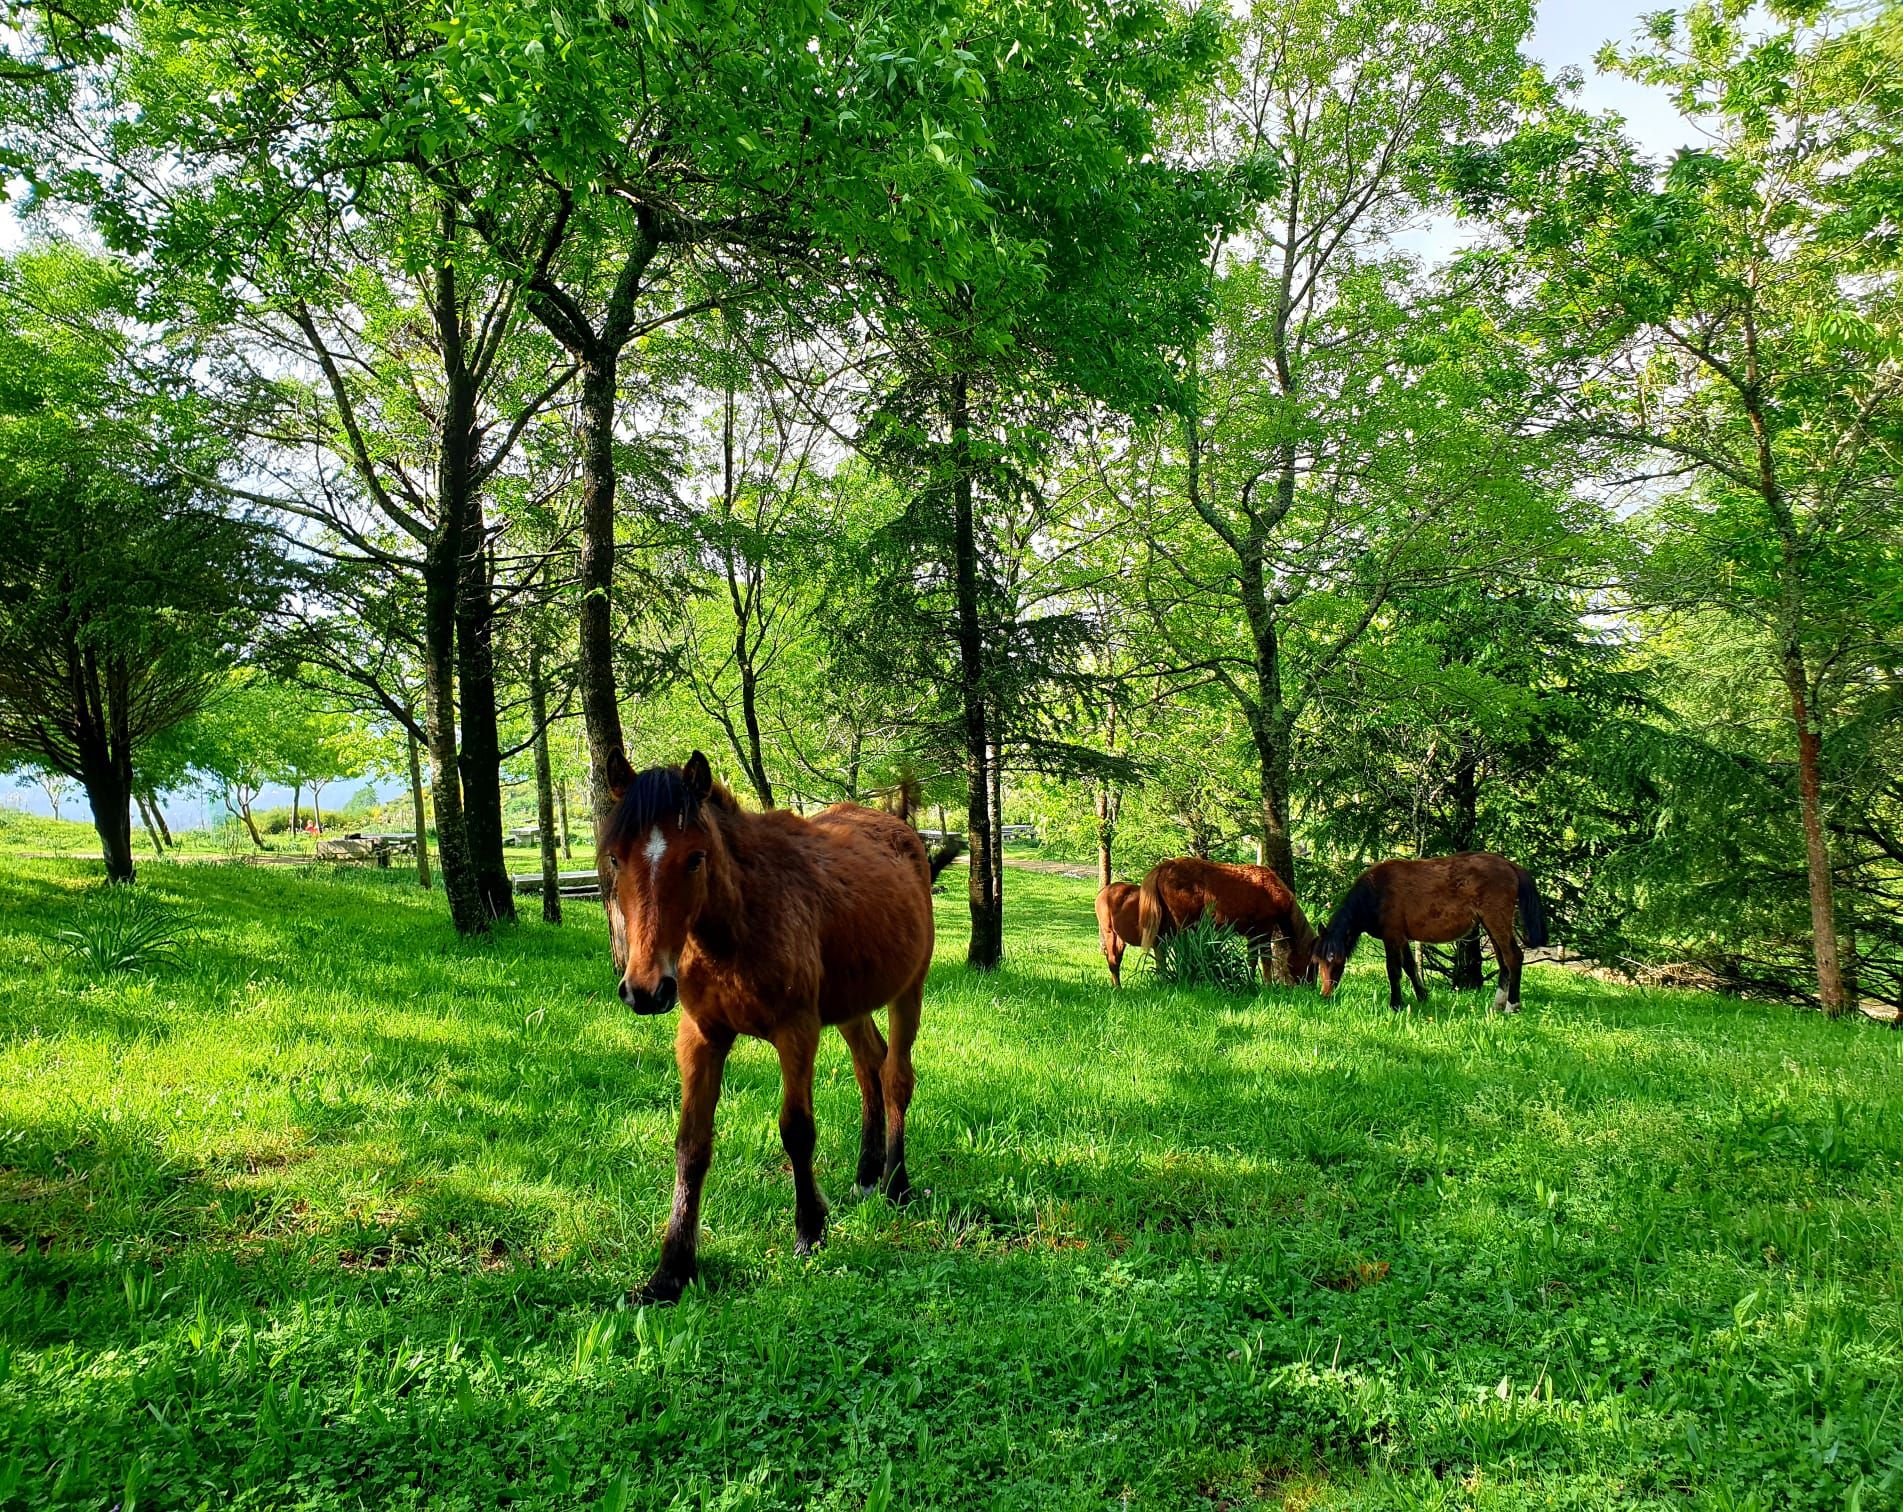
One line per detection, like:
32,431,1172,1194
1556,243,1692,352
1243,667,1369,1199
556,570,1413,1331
2,860,1900,1510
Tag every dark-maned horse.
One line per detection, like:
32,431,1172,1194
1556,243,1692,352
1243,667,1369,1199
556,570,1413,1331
1095,881,1141,986
1136,857,1317,984
601,749,962,1304
1314,852,1547,1012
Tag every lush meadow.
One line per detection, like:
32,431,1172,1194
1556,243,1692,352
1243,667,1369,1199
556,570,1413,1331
2,859,1899,1509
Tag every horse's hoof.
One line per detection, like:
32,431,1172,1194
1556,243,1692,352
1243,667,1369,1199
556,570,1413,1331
793,1227,827,1257
631,1269,691,1307
854,1181,878,1199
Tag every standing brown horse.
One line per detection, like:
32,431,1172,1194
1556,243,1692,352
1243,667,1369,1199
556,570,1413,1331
1095,882,1142,986
1313,852,1547,1012
602,749,961,1304
1136,857,1316,984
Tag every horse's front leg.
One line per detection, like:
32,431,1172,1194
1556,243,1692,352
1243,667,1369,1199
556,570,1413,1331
638,1013,734,1306
1382,938,1408,1011
772,1017,828,1254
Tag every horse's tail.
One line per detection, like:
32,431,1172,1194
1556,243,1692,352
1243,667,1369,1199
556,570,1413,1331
1137,869,1168,952
1516,866,1548,948
887,774,923,825
927,834,964,882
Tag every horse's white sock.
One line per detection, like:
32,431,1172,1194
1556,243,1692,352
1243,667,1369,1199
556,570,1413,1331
1492,986,1509,1012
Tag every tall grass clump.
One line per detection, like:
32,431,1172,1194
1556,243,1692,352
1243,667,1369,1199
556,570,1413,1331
1153,913,1256,992
57,887,186,973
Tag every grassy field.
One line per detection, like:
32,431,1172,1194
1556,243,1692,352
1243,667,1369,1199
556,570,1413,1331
2,858,1900,1510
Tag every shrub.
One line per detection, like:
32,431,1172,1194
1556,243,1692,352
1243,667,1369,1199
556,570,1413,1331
1153,914,1257,993
58,888,187,973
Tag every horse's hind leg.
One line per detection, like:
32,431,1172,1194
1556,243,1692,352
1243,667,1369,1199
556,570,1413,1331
1403,943,1429,1003
772,1017,829,1254
1482,912,1522,1012
879,975,923,1203
837,1016,888,1196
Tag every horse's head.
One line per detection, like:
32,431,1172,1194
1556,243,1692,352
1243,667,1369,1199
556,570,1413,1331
602,749,722,1015
1314,942,1349,997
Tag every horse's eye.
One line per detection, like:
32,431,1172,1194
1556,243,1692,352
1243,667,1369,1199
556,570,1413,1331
606,854,620,872
685,851,706,874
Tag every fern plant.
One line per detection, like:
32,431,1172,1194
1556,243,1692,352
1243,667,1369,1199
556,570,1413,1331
1153,914,1257,994
58,889,186,973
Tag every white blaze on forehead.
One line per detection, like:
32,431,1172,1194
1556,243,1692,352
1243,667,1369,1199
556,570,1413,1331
644,825,668,873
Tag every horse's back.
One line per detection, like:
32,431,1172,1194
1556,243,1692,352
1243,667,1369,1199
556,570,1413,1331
1148,857,1296,937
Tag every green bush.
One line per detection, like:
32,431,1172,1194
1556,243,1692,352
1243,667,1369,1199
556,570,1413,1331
57,887,187,973
1153,913,1257,993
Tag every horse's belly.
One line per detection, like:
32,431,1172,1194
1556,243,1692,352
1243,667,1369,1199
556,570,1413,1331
814,909,931,1023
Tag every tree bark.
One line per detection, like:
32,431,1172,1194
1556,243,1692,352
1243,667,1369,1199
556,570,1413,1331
134,789,165,856
407,200,489,933
456,527,515,922
407,730,432,889
1784,649,1845,1013
290,780,301,835
557,777,572,860
951,373,1001,969
1450,741,1485,990
577,355,627,925
989,724,1004,913
145,791,173,848
529,639,562,925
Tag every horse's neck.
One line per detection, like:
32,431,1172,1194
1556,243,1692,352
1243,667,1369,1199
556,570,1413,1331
693,808,774,955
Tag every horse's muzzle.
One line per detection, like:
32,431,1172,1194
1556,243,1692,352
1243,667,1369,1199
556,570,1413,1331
619,975,678,1015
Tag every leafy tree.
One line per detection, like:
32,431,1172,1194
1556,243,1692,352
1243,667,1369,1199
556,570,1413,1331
1453,1,1903,1012
0,244,280,881
1129,0,1548,894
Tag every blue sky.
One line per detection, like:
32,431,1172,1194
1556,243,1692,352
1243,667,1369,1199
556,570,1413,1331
1,0,1699,826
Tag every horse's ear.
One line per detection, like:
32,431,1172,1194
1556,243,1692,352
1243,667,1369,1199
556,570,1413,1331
603,747,635,799
683,750,713,801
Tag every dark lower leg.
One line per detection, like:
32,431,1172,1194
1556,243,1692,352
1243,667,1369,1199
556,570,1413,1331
881,989,921,1202
640,1017,730,1304
838,1017,887,1194
1404,944,1428,1001
775,1026,826,1253
1383,939,1406,1010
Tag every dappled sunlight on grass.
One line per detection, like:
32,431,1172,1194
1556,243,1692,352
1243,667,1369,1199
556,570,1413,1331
2,857,1901,1507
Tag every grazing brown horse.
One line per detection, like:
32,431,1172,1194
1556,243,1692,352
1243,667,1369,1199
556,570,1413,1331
1095,882,1142,986
1314,852,1547,1012
601,749,962,1304
1136,857,1317,984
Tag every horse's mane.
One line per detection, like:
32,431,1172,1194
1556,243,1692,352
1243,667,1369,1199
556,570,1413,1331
1318,876,1378,957
605,764,740,848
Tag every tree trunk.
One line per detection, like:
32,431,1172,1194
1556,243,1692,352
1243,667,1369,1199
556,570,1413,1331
230,789,266,851
146,791,173,848
1095,785,1116,890
577,356,627,929
1450,741,1484,990
423,532,482,931
78,701,136,880
557,778,572,861
456,529,516,923
738,662,775,809
529,639,562,925
1783,650,1845,1013
421,201,488,935
310,782,326,832
951,373,1001,969
290,780,301,835
988,725,1004,913
134,790,165,857
407,730,432,890
1251,711,1296,887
